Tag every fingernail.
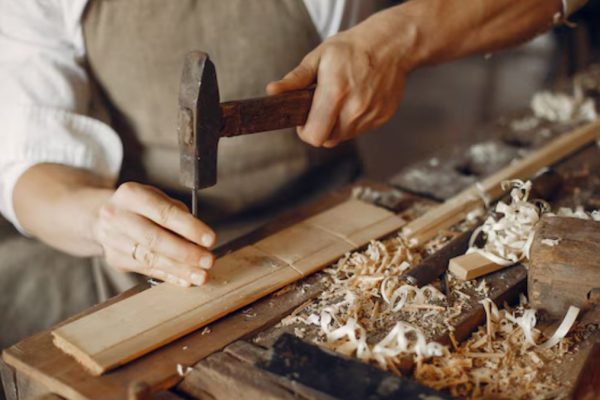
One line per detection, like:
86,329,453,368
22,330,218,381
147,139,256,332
201,234,214,247
191,272,205,286
199,256,212,269
155,270,166,279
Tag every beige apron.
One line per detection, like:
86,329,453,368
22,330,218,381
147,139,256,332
0,0,360,350
83,0,359,221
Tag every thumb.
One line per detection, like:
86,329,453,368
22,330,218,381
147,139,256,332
266,51,319,95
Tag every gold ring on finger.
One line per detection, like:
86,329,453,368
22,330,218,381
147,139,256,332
131,242,139,261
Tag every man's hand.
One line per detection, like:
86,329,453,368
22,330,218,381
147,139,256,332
14,164,216,288
268,0,563,148
93,182,215,287
266,13,417,148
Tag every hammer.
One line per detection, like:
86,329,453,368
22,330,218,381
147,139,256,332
177,51,315,216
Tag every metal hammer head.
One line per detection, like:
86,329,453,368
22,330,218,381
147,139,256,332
178,51,221,190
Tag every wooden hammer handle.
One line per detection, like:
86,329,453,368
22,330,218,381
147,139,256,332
220,87,314,137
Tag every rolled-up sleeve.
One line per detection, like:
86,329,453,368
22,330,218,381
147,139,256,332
0,0,123,232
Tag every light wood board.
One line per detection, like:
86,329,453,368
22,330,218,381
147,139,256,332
52,199,406,375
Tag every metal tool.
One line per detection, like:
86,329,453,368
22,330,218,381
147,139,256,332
178,51,315,216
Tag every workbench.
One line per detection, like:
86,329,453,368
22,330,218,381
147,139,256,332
3,83,600,400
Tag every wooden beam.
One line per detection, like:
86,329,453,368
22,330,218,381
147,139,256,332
401,119,600,247
52,199,406,375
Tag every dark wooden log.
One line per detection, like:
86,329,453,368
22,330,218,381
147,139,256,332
258,334,451,400
529,216,600,319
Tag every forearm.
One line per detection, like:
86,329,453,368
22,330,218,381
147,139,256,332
365,0,563,71
13,164,113,257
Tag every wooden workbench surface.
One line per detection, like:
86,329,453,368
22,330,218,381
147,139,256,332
3,88,600,399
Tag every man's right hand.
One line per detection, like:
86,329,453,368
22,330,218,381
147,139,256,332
93,182,216,287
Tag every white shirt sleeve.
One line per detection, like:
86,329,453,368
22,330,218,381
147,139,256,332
303,0,380,39
0,0,373,234
0,0,123,233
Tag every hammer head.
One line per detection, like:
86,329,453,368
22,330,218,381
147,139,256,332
178,51,221,190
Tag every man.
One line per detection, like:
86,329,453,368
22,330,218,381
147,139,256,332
0,0,586,348
0,0,377,348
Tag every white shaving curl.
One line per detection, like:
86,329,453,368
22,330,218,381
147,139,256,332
468,180,543,266
531,91,597,123
380,279,445,312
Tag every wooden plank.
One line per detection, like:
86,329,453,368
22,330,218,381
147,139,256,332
448,252,503,280
401,119,600,248
2,274,328,400
178,339,334,400
4,183,414,400
51,199,406,375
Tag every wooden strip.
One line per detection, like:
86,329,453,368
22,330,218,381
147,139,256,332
2,274,328,400
52,200,406,375
3,184,411,400
402,119,600,247
448,252,504,280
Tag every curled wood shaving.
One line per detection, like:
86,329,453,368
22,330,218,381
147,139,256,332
531,91,597,123
468,180,545,266
414,299,576,399
176,363,193,377
538,306,580,349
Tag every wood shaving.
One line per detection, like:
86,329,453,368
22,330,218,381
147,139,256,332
554,206,600,221
468,180,545,266
201,327,211,335
531,91,597,123
176,363,193,377
541,238,561,247
414,299,576,399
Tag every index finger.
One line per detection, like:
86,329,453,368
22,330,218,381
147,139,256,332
115,184,216,247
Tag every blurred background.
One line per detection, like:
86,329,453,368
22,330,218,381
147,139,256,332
357,0,600,180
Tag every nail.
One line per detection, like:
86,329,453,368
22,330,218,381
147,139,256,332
201,233,214,247
154,270,166,279
199,256,212,269
191,273,205,286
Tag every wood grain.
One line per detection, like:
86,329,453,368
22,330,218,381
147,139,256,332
52,199,406,375
529,215,600,319
448,252,503,280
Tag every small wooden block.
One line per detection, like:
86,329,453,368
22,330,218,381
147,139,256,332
448,252,504,280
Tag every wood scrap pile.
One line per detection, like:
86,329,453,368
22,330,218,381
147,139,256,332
280,189,583,398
